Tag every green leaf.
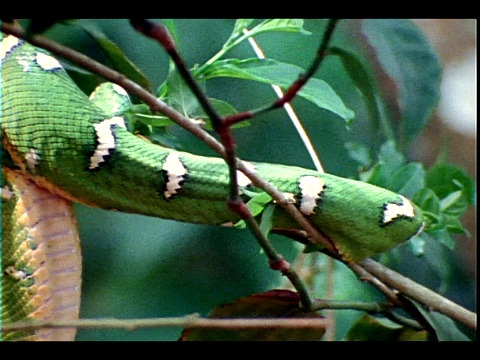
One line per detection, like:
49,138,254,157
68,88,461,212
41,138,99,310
345,142,373,169
425,312,471,341
409,300,472,341
225,19,254,46
192,98,248,130
199,58,354,123
442,214,467,234
416,162,475,243
80,22,151,92
259,204,276,237
248,19,311,36
163,70,244,128
25,19,74,35
162,19,179,50
330,46,381,129
245,192,273,217
426,163,475,207
413,188,441,215
424,229,457,250
389,163,426,198
165,69,199,117
413,181,469,250
360,19,442,145
377,140,406,171
146,128,183,150
409,235,427,256
223,19,309,53
345,314,429,341
180,290,326,341
131,113,174,128
361,141,426,196
440,190,468,217
235,191,273,229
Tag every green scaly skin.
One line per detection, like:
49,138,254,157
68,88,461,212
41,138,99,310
1,34,424,339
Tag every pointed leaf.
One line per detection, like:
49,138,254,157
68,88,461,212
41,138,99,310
346,314,429,341
80,22,151,92
426,163,475,207
409,299,472,341
249,19,311,36
330,46,381,127
390,162,426,198
166,70,200,117
199,58,354,123
360,19,442,144
226,19,254,44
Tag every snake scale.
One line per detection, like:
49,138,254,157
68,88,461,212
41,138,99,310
1,33,424,340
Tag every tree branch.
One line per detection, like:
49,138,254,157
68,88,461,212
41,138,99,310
2,316,331,333
359,259,477,330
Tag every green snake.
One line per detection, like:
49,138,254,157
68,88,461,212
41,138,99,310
1,33,424,341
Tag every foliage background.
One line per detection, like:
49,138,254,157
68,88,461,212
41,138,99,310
21,19,475,341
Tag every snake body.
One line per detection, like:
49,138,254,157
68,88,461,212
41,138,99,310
2,169,82,340
1,34,424,340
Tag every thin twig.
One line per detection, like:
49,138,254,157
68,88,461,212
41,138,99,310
311,298,423,330
1,316,331,332
3,298,425,333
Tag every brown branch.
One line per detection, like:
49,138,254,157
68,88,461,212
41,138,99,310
1,316,332,333
359,259,477,330
3,296,427,334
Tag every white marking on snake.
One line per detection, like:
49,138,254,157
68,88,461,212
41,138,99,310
18,58,32,71
112,83,129,97
1,186,14,200
88,85,101,100
382,195,416,224
162,153,188,199
4,266,29,281
279,192,296,205
25,148,41,170
298,175,326,215
237,161,256,187
36,52,62,70
89,116,127,169
1,34,20,60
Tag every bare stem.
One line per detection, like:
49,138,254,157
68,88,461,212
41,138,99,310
1,316,331,333
2,298,425,334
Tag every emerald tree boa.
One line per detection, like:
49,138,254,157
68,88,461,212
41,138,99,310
1,33,424,340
